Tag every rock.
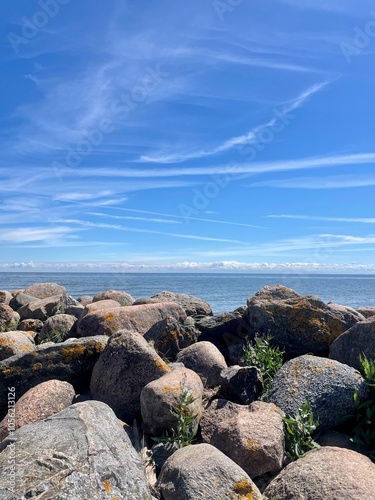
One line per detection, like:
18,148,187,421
9,291,38,311
317,431,358,451
176,341,227,388
64,303,85,319
93,289,134,306
38,314,77,343
140,367,204,437
18,293,79,321
218,365,263,404
329,317,375,371
0,331,35,361
24,282,66,298
246,285,365,356
201,399,284,478
265,354,369,431
76,294,93,305
357,306,375,319
196,311,251,354
0,379,75,441
76,299,122,330
0,336,107,413
8,311,20,331
90,330,171,422
133,297,160,305
144,317,199,359
151,291,213,317
19,318,43,333
0,291,12,305
151,442,179,474
263,446,375,500
78,302,186,338
0,304,15,332
0,400,153,499
158,443,262,500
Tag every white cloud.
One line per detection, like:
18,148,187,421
250,174,375,189
268,215,375,223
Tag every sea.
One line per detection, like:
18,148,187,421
1,272,374,314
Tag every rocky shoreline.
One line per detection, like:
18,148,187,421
0,282,375,499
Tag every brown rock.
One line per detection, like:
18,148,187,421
19,318,43,333
141,367,204,437
263,446,375,500
0,331,35,361
90,330,171,422
78,302,186,337
24,282,66,299
0,291,12,305
176,341,227,388
329,316,375,371
0,304,14,332
201,399,284,478
93,289,134,306
158,443,262,500
357,306,375,319
0,379,75,440
151,291,213,317
18,294,79,321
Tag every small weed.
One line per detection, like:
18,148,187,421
243,334,284,397
350,353,375,461
40,329,66,344
152,384,198,448
282,400,320,460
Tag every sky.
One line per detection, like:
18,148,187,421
1,0,375,272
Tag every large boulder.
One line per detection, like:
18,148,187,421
158,443,262,500
329,317,375,371
0,379,75,441
266,354,368,431
0,291,12,305
24,282,66,298
18,318,43,333
0,400,152,499
93,289,134,306
78,302,186,337
141,367,204,437
9,291,38,311
90,330,171,422
151,291,213,317
219,365,263,404
357,306,375,319
18,294,79,321
0,304,15,332
38,314,77,343
246,285,365,356
263,446,375,500
201,399,284,478
0,331,35,361
176,341,227,388
0,336,107,413
144,317,199,359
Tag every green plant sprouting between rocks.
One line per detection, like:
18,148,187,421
40,329,66,344
243,334,284,397
152,384,198,448
351,353,375,461
282,400,320,460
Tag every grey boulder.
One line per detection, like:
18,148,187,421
151,291,213,317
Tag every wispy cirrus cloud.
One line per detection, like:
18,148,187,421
136,81,330,164
250,173,375,189
268,215,375,223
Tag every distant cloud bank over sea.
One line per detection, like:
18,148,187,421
0,261,374,274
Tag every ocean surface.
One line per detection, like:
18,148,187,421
1,272,374,314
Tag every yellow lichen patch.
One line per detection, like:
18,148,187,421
232,478,255,499
104,312,116,323
103,479,112,494
155,359,171,371
246,438,260,451
32,362,43,370
61,345,86,362
0,338,15,347
2,365,22,375
22,346,33,352
162,384,180,394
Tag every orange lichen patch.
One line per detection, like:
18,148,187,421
0,338,16,347
233,478,255,499
155,359,171,371
2,365,22,375
61,345,86,362
162,384,180,394
104,312,116,323
246,439,260,452
32,362,43,370
103,479,112,494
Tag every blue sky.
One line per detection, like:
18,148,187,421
1,0,375,272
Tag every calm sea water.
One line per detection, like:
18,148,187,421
1,272,374,314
